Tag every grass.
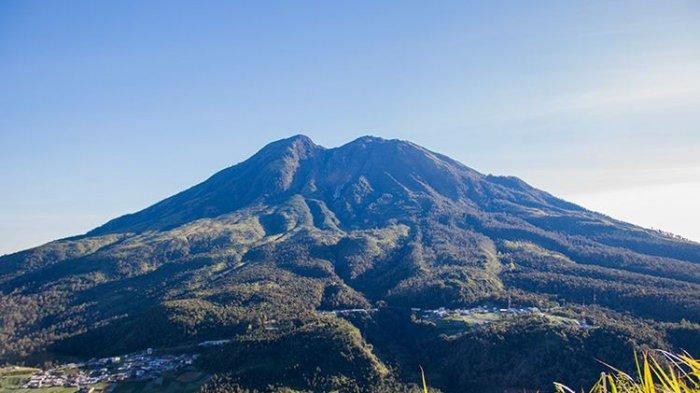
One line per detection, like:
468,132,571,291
445,311,501,325
437,309,584,332
0,369,108,393
555,350,700,393
543,313,584,327
502,240,573,263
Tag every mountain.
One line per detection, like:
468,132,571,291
1,135,699,392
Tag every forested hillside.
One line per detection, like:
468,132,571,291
1,135,698,392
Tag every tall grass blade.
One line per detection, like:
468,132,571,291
419,365,428,393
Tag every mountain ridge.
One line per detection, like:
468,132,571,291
88,134,585,235
1,135,698,392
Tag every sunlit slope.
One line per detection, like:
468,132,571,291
1,135,698,392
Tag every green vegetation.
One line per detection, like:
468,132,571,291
555,351,700,393
1,135,698,392
111,370,208,393
194,318,389,392
340,307,670,392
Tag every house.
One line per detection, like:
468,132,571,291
198,339,231,347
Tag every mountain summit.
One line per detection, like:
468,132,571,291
1,135,698,392
91,135,575,235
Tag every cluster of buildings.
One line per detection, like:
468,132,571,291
320,305,591,330
320,308,379,316
418,306,591,328
22,370,82,389
198,339,232,347
22,349,198,389
420,306,542,318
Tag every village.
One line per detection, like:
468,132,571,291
319,308,379,316
417,305,593,329
420,305,546,318
321,305,592,329
11,307,591,391
21,348,198,390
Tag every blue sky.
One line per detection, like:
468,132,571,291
1,1,699,254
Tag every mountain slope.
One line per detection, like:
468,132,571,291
1,135,699,392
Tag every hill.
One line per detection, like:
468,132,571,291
1,135,698,392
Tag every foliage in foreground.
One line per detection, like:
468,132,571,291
555,350,699,393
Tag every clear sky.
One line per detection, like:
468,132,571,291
1,1,699,255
